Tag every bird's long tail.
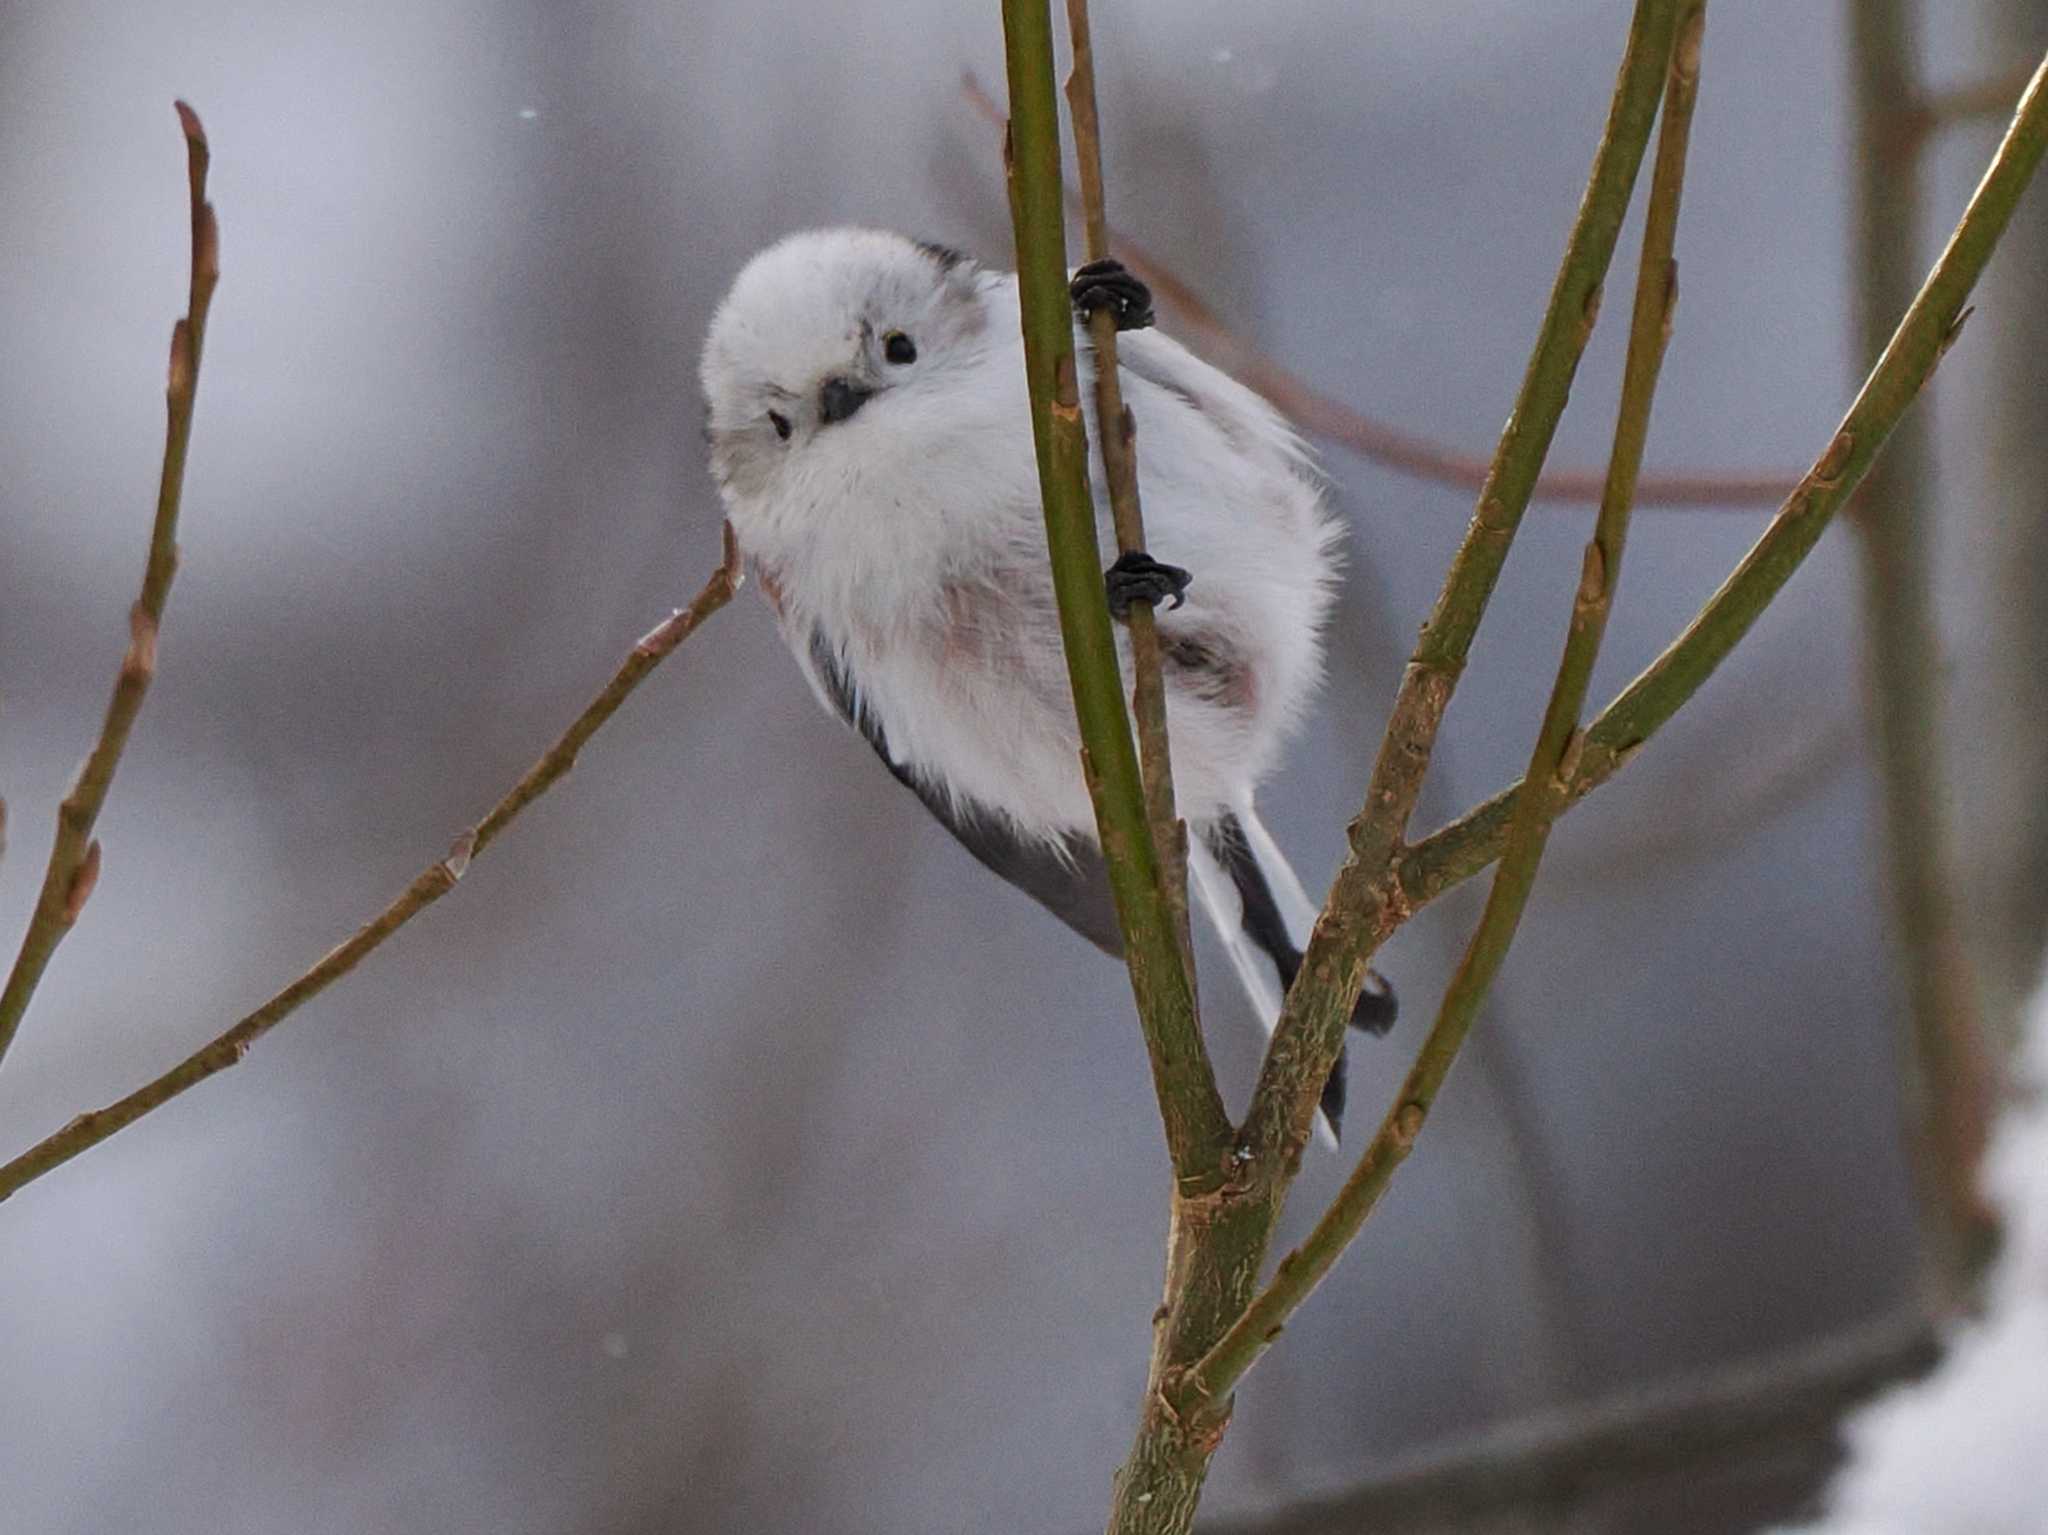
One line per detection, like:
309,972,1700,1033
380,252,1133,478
1187,801,1397,1148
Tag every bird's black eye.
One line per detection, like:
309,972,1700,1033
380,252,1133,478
768,410,792,440
883,331,917,366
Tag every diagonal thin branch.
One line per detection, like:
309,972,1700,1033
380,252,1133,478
1236,0,1685,1179
960,71,1794,511
0,528,745,1205
1063,0,1191,963
1188,2,1709,1412
1202,1311,1935,1535
0,103,219,1074
1563,702,1858,881
1000,0,1231,1185
1394,49,2048,929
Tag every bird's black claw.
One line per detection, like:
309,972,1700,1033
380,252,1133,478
1071,258,1155,331
1105,550,1191,619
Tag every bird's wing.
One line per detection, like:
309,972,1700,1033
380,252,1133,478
801,627,1126,958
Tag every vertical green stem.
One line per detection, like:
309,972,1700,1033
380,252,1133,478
999,0,1231,1182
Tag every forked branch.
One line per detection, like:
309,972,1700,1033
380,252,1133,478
1239,0,1687,1175
1397,50,2048,924
1212,45,2048,1400
1186,1,1709,1410
1100,6,1689,1529
0,527,744,1204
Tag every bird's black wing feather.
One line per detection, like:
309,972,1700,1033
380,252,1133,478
1206,813,1396,1036
807,630,1125,957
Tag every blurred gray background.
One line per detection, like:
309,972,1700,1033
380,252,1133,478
1,2,2042,1531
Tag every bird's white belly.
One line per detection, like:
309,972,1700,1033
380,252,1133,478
843,577,1098,837
838,576,1259,844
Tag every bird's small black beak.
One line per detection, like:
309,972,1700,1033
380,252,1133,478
819,376,873,425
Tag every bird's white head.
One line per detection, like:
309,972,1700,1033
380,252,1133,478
700,229,991,506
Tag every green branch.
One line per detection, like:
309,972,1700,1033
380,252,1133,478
0,528,745,1205
1238,0,1685,1173
1000,0,1231,1182
0,103,218,1073
1101,7,1685,1528
1182,2,1709,1412
1063,0,1192,962
1396,48,2048,923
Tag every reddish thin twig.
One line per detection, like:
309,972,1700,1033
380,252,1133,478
962,72,1794,509
0,103,220,1073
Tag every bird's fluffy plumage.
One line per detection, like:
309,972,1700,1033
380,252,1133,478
701,228,1337,835
700,228,1383,1140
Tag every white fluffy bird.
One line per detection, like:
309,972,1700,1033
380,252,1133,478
699,228,1393,1139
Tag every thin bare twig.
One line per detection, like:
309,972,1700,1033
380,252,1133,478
1190,2,1708,1411
1561,703,1859,882
0,528,745,1204
0,103,218,1073
1063,0,1190,961
961,72,1793,510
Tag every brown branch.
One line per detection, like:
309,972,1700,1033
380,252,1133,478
1063,0,1191,961
961,72,1793,510
1202,1312,1936,1535
0,528,744,1205
0,103,219,1073
1851,0,2000,1300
